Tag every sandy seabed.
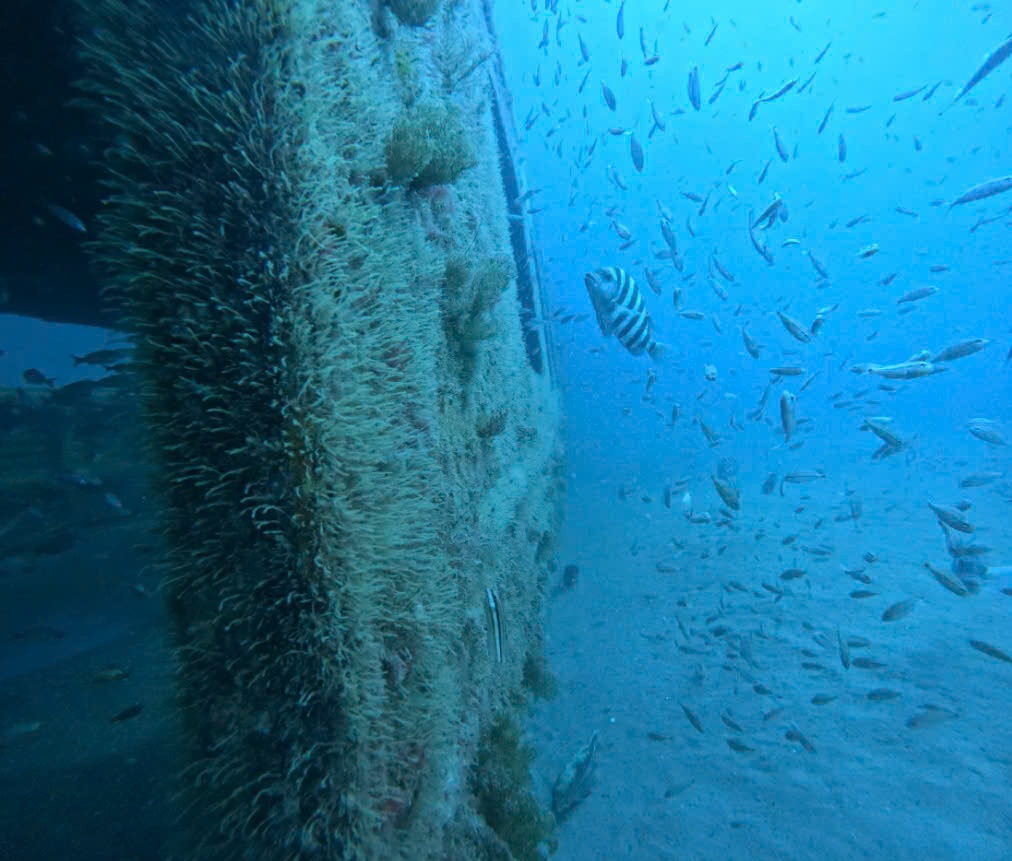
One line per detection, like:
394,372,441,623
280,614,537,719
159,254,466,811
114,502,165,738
533,446,1011,861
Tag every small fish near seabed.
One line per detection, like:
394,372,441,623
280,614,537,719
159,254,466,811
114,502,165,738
710,474,740,511
92,665,131,683
924,561,970,597
45,203,87,233
552,731,598,820
22,368,56,387
584,267,665,361
866,360,946,381
777,311,812,344
687,66,701,111
780,390,797,441
906,705,958,729
928,502,974,534
860,416,906,460
930,338,990,364
881,599,917,622
71,347,134,368
753,194,789,230
968,639,1012,664
680,703,705,733
897,285,939,305
629,134,645,172
741,325,762,358
749,78,798,120
747,210,776,265
110,703,144,723
601,82,617,111
784,728,816,753
949,175,1012,208
953,35,1012,103
780,469,826,496
958,471,1003,488
965,418,1007,446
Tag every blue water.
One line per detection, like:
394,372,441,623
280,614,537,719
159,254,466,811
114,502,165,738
493,2,1011,859
0,315,117,391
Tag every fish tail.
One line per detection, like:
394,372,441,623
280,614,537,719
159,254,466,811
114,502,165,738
648,342,666,363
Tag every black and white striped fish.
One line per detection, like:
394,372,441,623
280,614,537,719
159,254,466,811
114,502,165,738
584,266,664,360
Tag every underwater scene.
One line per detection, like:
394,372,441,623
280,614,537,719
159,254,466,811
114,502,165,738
0,0,1010,859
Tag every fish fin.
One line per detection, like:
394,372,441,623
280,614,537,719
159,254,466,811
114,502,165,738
593,306,613,337
648,342,666,362
587,290,614,337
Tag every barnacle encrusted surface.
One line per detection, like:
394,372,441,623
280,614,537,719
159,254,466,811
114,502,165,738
385,104,476,188
77,0,563,858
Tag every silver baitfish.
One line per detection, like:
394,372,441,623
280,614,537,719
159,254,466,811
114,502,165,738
585,267,665,361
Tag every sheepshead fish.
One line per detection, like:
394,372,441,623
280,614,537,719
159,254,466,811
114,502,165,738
585,267,664,361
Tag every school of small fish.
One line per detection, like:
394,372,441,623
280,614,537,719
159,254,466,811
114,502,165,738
519,1,1010,784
